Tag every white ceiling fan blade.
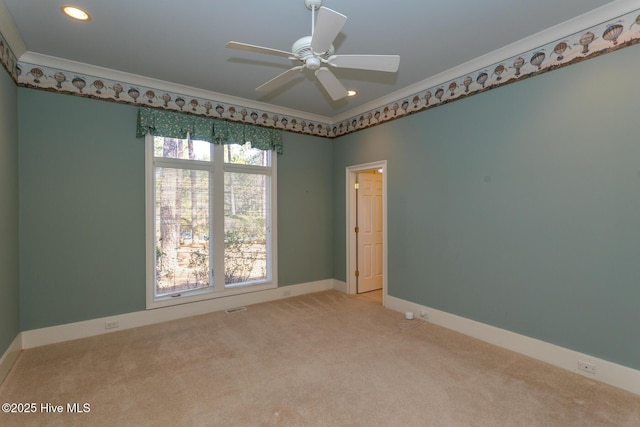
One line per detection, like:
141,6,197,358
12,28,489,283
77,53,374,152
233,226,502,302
226,41,294,58
315,67,348,101
256,66,304,93
328,55,400,72
311,7,347,54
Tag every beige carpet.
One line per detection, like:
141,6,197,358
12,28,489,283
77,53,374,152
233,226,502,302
1,290,638,426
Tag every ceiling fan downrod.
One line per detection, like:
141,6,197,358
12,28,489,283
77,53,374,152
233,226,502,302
305,0,323,36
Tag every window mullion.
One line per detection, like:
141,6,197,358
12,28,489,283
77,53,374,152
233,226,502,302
224,163,272,175
212,144,225,290
154,158,212,171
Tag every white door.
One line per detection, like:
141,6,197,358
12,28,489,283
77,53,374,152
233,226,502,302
356,171,383,293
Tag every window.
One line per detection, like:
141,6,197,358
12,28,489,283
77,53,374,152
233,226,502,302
146,135,277,308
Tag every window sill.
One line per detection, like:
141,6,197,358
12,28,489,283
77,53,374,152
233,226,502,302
147,281,277,310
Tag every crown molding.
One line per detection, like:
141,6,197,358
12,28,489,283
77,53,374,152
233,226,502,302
331,0,640,124
0,0,26,58
18,51,333,126
16,51,337,137
5,1,640,139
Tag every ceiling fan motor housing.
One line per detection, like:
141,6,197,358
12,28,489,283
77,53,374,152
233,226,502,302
292,36,335,70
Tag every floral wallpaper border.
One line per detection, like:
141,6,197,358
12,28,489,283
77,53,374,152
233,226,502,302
2,8,640,139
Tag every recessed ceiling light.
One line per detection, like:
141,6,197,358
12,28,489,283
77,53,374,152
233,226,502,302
61,6,91,21
347,90,357,97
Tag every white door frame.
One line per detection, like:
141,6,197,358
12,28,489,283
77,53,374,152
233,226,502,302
346,161,388,305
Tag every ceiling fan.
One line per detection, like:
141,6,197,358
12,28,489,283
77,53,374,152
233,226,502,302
225,0,400,101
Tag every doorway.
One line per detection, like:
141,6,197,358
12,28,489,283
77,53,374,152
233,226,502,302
346,161,387,305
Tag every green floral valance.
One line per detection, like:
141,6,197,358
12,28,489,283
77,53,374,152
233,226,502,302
136,108,282,153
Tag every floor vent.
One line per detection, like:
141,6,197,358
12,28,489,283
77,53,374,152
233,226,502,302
225,306,247,314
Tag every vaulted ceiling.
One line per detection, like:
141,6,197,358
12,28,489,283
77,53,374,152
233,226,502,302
2,0,639,137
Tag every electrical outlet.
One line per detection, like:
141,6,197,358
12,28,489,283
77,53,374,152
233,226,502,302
104,320,119,330
577,360,596,374
419,309,429,320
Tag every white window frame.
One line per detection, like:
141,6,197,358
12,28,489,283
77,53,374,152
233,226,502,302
145,134,278,309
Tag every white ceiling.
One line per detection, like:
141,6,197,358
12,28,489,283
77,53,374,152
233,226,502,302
1,0,628,119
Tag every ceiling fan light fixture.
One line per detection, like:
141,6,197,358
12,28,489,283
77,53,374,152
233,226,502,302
61,6,91,21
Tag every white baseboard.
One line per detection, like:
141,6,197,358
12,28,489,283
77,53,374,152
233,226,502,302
0,334,22,385
19,284,636,397
21,280,334,350
385,294,640,396
332,279,348,293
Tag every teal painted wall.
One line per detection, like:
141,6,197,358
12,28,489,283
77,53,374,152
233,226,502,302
18,89,334,330
11,35,640,373
0,69,20,354
278,133,334,286
19,90,146,330
333,44,640,370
